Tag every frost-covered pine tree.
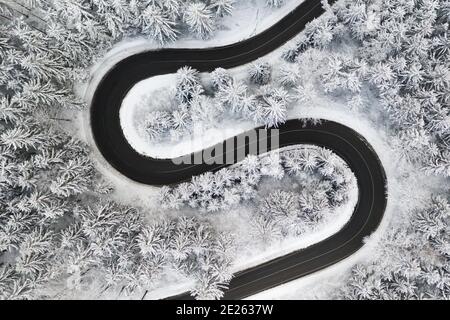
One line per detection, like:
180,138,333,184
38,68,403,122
140,4,178,44
175,66,203,104
190,95,221,125
210,67,233,90
142,110,172,140
262,97,287,127
281,34,311,62
0,126,46,151
183,2,215,40
216,80,247,113
210,0,235,17
248,60,272,85
278,63,302,87
260,190,299,220
258,86,290,127
157,0,181,19
171,105,192,133
311,20,335,48
251,215,282,243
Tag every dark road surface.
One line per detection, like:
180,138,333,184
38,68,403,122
90,0,387,300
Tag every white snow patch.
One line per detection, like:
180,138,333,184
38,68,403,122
120,73,256,158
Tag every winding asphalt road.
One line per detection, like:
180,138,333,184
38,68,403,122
90,0,388,300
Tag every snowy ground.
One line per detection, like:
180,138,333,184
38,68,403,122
120,74,256,158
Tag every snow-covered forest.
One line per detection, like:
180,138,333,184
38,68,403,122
0,0,449,300
284,0,450,299
0,0,309,300
251,0,449,300
326,0,450,299
124,0,450,300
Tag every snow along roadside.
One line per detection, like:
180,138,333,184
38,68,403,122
120,73,258,158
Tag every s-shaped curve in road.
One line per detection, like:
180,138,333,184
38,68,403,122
90,0,388,300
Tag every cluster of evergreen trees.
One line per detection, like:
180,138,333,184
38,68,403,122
1,0,258,300
0,199,234,300
1,0,288,48
253,147,355,242
337,196,449,299
1,1,98,299
278,0,450,178
160,146,356,243
139,62,290,142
